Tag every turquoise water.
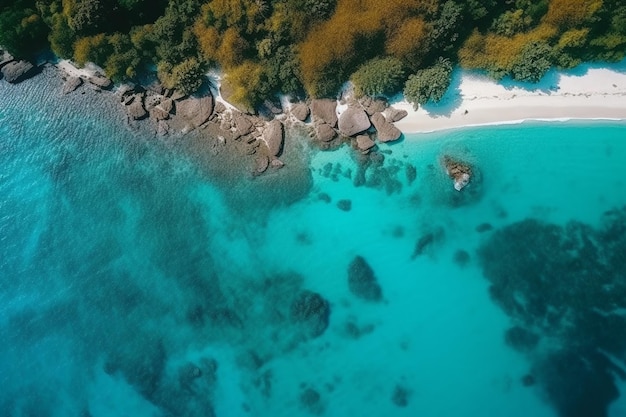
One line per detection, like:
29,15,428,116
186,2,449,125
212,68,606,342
1,68,626,417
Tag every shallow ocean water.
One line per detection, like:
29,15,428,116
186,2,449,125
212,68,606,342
1,69,626,417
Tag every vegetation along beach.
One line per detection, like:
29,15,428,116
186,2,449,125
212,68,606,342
1,0,626,416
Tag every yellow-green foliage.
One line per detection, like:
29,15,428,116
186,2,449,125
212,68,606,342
223,60,265,109
543,0,602,29
73,33,106,65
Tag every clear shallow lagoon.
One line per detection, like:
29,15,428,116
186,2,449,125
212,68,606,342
1,70,626,417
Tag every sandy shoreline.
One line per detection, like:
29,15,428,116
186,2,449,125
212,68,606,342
390,64,626,134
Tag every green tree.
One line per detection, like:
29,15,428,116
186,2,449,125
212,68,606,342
403,57,452,109
158,57,205,95
510,41,554,82
350,56,405,97
0,5,48,57
48,13,75,57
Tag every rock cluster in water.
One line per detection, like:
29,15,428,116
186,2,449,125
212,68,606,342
478,207,626,417
442,155,472,191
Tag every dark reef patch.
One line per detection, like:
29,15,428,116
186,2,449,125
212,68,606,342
478,207,626,417
347,256,383,302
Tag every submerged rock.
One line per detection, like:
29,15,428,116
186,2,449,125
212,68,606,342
355,135,376,153
442,155,472,191
347,256,382,302
411,232,434,259
392,384,410,407
290,290,330,338
336,199,352,211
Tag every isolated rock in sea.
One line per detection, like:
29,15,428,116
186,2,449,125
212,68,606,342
347,256,382,302
356,135,375,153
62,76,83,95
370,112,402,143
290,290,330,338
88,73,112,89
386,107,408,122
443,155,472,191
311,99,338,127
177,94,214,127
291,103,310,121
315,123,337,142
338,107,371,137
1,60,36,83
264,119,284,157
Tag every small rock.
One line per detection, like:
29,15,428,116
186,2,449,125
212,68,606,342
392,385,410,407
62,76,83,94
157,120,169,136
291,290,331,338
406,164,417,185
355,135,375,153
264,119,284,157
254,155,270,174
214,101,226,114
0,50,15,68
270,158,284,169
126,94,147,120
442,155,472,191
386,107,408,122
315,123,337,142
336,199,352,211
411,232,434,259
231,112,255,139
88,73,112,89
370,112,402,143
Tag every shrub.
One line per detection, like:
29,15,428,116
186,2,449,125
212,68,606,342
350,57,405,97
403,57,452,109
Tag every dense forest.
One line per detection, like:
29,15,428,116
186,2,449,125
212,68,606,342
1,0,625,110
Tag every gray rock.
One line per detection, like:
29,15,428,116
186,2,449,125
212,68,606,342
126,94,147,120
315,123,337,142
338,107,371,137
291,103,310,121
359,96,387,116
355,135,375,152
386,107,408,122
157,120,169,136
254,154,270,174
370,112,402,143
87,73,112,89
214,101,226,114
177,94,214,127
264,119,284,157
62,76,83,95
158,98,174,114
310,99,338,127
150,107,169,121
0,50,15,69
231,112,255,139
1,60,36,83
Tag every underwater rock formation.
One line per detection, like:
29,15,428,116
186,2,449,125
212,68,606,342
442,155,472,191
347,256,382,302
290,290,331,338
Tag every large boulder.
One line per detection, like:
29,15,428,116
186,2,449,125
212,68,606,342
386,107,408,122
310,99,338,127
315,123,337,142
87,73,112,89
264,119,284,157
126,94,147,120
1,60,36,83
347,256,382,302
338,107,371,137
359,96,387,116
370,112,402,143
0,50,15,69
231,112,255,140
177,94,214,127
291,103,310,121
62,76,83,95
355,135,375,153
290,290,330,338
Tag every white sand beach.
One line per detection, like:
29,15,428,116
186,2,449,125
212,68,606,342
390,63,626,134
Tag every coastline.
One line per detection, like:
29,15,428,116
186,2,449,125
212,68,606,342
390,64,626,134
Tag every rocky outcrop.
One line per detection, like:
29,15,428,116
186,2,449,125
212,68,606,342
315,123,337,142
338,107,370,137
386,107,408,122
0,50,15,70
347,256,382,302
1,60,36,83
126,93,147,120
443,155,472,191
231,112,255,140
88,73,112,89
359,96,387,116
264,119,284,157
177,94,214,127
310,99,338,127
356,135,375,153
290,290,330,338
291,103,310,121
370,112,402,143
62,76,83,94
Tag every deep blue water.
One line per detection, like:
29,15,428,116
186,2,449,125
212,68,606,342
1,68,626,417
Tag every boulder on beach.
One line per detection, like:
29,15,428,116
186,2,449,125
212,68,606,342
291,103,310,121
1,60,36,83
347,256,382,302
264,119,284,157
370,112,402,143
443,155,472,191
310,99,338,127
62,76,83,95
315,123,337,142
88,73,112,89
386,107,408,122
338,107,371,137
177,94,214,127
